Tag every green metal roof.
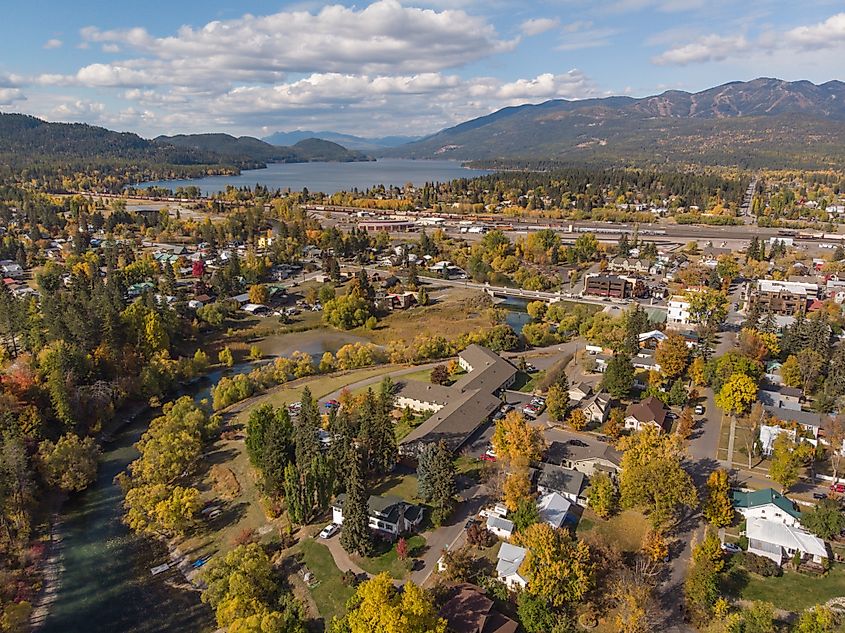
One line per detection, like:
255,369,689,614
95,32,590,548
731,488,802,520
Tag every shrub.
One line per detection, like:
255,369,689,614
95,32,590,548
466,523,495,548
740,552,782,577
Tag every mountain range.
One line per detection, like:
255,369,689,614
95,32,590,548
387,78,845,170
155,133,368,163
262,129,420,151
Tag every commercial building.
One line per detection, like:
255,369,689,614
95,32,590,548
582,273,645,299
744,279,820,316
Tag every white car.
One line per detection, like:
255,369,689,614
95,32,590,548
318,523,340,539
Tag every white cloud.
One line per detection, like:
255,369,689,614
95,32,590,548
520,17,559,36
556,26,619,51
58,0,515,91
784,12,845,50
0,88,26,105
43,38,63,50
652,34,749,65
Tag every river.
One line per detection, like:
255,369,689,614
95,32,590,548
139,158,491,195
41,364,258,633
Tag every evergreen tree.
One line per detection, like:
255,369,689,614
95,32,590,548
295,387,321,469
340,448,372,556
245,405,294,495
601,353,635,399
416,441,457,523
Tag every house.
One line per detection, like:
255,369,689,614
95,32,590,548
568,382,592,403
758,385,802,411
242,303,270,316
631,350,661,372
536,463,586,505
667,296,691,327
758,424,799,457
638,330,668,349
543,440,622,476
331,494,424,538
732,488,802,527
438,584,518,633
537,492,573,529
486,515,515,540
625,396,669,433
0,261,24,279
496,543,528,590
746,518,828,566
581,391,611,425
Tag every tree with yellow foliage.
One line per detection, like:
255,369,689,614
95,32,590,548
568,408,587,431
641,528,669,564
514,522,594,609
503,466,533,512
337,573,447,633
654,332,690,381
702,469,735,528
491,411,545,466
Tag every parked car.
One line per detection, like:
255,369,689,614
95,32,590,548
694,405,706,415
831,483,845,494
319,523,340,539
480,453,496,462
813,492,828,500
324,399,340,410
525,363,538,373
569,439,589,447
721,542,741,553
485,447,497,458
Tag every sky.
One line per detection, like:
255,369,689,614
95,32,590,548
1,0,844,139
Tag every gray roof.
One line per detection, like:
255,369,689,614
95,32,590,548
496,543,527,579
544,440,622,468
401,389,501,452
453,344,517,393
537,463,586,497
486,515,514,533
764,405,825,429
396,380,454,407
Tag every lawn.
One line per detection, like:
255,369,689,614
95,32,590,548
299,538,355,622
512,370,544,393
576,509,650,553
724,559,845,614
359,287,496,345
371,472,420,502
354,534,426,579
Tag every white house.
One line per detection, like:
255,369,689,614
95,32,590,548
667,295,691,327
332,494,424,537
486,515,515,540
496,543,528,590
731,488,802,527
537,492,573,529
746,517,828,566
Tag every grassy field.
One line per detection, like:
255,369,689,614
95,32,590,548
371,472,420,502
576,509,650,553
724,559,845,613
354,535,426,579
359,287,496,345
299,538,355,622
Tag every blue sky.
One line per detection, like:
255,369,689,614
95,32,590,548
1,0,843,137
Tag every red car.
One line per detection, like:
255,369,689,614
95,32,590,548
480,453,496,462
830,483,845,494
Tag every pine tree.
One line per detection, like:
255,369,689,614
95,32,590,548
340,449,372,556
295,387,321,469
416,442,456,524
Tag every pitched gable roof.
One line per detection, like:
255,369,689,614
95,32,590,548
732,488,802,520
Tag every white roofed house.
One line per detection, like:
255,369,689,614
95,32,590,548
496,543,528,590
486,515,515,540
746,518,828,567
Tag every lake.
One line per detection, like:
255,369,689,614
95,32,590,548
140,158,491,195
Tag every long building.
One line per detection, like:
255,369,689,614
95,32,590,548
744,279,820,316
582,273,645,299
398,344,516,456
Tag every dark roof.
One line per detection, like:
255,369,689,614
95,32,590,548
537,463,585,497
764,405,825,429
453,344,517,393
625,396,668,428
332,494,423,525
544,440,622,468
401,389,500,452
439,584,518,633
395,380,454,407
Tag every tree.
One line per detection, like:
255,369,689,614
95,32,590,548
429,364,449,385
676,407,694,440
322,294,373,330
781,355,802,389
641,528,668,563
586,472,618,519
517,592,558,633
515,522,594,609
438,545,475,583
511,497,541,532
794,606,836,633
742,601,776,633
503,468,533,512
826,415,845,483
690,356,707,387
342,573,447,633
684,537,721,624
801,499,845,540
686,288,728,329
741,403,766,469
415,442,456,525
769,434,813,493
796,348,825,394
38,433,98,492
715,373,757,416
417,287,429,306
219,346,234,367
702,469,734,528
491,411,545,465
668,380,688,407
245,405,293,494
340,449,372,557
655,333,690,381
602,353,634,399
123,483,201,536
618,427,698,528
546,383,569,423
248,284,269,305
568,408,587,431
